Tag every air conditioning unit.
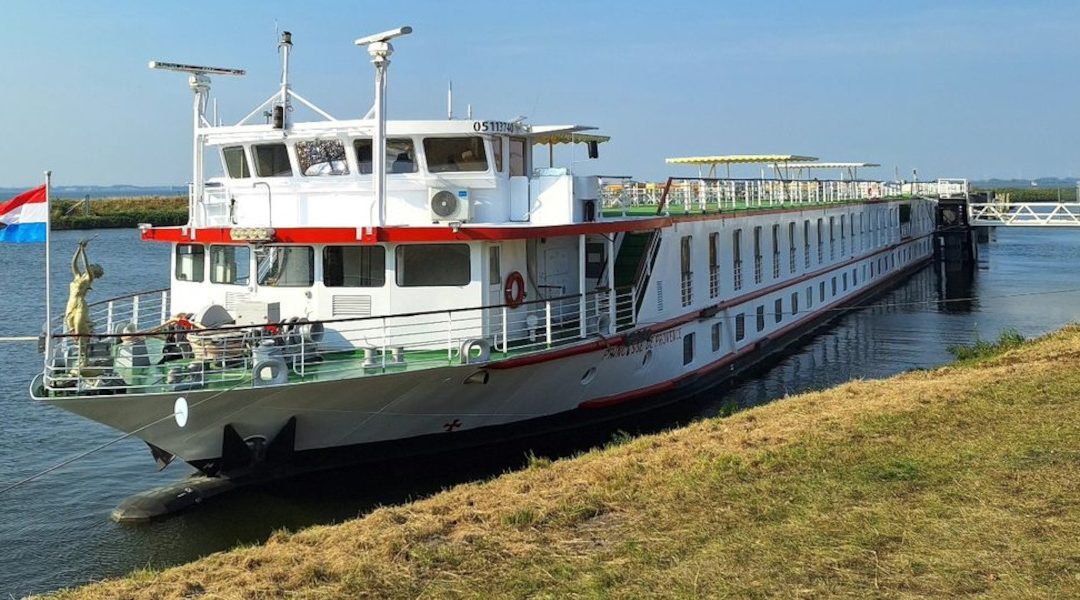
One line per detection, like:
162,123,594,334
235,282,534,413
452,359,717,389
429,188,471,223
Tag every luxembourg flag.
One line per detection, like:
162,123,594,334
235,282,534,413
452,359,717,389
0,185,48,243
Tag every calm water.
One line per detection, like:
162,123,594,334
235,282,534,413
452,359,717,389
1,228,1079,597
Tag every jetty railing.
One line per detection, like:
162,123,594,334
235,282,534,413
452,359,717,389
40,288,636,397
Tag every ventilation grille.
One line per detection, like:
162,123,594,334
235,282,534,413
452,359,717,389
332,295,372,317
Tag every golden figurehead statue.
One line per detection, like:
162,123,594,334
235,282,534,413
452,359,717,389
65,239,104,367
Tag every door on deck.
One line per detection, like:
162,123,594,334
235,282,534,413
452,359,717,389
487,245,504,348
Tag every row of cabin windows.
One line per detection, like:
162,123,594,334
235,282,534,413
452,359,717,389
174,243,471,288
221,136,529,179
679,239,924,360
683,209,904,300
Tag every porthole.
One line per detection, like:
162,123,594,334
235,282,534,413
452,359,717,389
581,366,597,385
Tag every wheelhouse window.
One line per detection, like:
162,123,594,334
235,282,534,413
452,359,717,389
296,139,349,176
353,138,418,174
323,246,386,287
509,137,527,176
423,137,488,173
222,146,250,178
174,244,205,282
209,245,250,285
254,246,314,287
492,136,504,172
253,144,293,177
396,244,471,287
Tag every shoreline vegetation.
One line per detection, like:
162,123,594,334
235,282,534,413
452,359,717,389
45,325,1080,599
50,197,187,230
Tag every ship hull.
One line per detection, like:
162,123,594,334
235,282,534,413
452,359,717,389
42,251,931,477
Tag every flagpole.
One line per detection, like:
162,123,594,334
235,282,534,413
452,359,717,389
44,170,52,366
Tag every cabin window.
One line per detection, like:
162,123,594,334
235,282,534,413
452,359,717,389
753,226,763,284
756,305,765,332
509,137,527,176
711,322,722,352
683,333,695,366
353,138,418,174
819,281,825,303
732,229,743,291
222,146,250,178
253,144,293,177
174,244,205,282
708,232,719,298
774,298,783,323
254,246,314,287
396,243,471,286
297,139,349,176
680,236,692,307
323,246,386,287
209,245,250,285
423,137,488,173
788,222,796,273
735,313,745,341
791,292,799,316
492,137,504,172
806,286,813,308
831,277,837,296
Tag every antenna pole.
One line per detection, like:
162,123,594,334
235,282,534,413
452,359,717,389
447,79,453,120
279,31,292,129
355,26,412,228
190,73,210,235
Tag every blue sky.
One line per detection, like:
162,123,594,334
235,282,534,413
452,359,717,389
2,0,1079,186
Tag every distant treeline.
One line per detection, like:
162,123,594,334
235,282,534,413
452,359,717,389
972,187,1077,203
51,196,188,230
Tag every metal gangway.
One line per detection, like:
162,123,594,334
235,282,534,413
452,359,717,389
968,196,1080,227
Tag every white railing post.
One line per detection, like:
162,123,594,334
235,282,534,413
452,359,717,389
382,317,388,371
106,301,114,335
545,301,553,348
579,293,587,338
630,284,637,326
501,306,509,352
608,288,617,334
160,291,168,324
132,295,140,329
446,312,453,363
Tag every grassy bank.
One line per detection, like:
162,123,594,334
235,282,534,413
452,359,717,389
49,327,1080,599
51,196,187,230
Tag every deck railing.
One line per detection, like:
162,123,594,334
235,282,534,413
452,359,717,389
40,288,636,397
600,177,904,215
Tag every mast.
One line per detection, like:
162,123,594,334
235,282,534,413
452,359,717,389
355,27,412,227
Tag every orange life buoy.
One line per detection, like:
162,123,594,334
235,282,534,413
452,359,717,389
504,271,526,308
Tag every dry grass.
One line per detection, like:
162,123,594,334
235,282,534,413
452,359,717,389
45,326,1080,599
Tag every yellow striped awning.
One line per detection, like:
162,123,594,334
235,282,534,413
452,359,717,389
666,154,818,165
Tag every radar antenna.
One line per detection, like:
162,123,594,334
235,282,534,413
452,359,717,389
149,60,244,234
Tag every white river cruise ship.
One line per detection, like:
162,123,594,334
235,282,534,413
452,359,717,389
32,29,941,478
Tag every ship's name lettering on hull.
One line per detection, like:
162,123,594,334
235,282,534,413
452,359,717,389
604,329,680,359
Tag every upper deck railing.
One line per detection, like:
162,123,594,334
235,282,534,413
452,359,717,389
602,177,904,217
